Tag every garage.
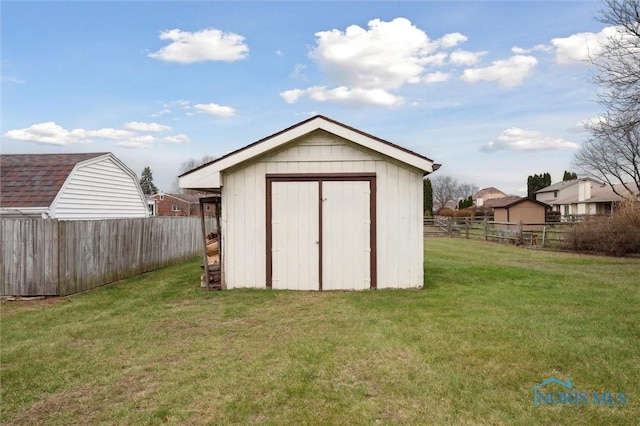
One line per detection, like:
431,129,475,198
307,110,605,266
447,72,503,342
179,115,439,290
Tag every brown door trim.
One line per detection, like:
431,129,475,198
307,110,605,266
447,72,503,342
266,173,377,290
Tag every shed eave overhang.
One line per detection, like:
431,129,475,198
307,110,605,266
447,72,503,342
179,115,437,190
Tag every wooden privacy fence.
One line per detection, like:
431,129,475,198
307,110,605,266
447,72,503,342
428,216,571,247
1,217,216,297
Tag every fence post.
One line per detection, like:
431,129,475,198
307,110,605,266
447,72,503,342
484,217,488,241
518,220,523,245
465,217,470,239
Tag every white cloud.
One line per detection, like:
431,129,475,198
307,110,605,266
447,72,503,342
290,63,307,80
421,53,448,67
280,89,306,104
2,122,137,145
124,121,171,132
310,86,403,106
162,134,190,144
3,121,185,149
85,128,134,140
481,128,579,152
461,55,538,88
150,109,172,118
310,18,430,90
449,50,486,66
511,44,552,55
284,17,477,106
437,32,467,48
423,71,451,84
4,122,82,145
116,135,156,149
148,28,249,63
281,86,403,107
550,27,616,65
193,103,235,117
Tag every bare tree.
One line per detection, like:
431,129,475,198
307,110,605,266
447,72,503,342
431,175,478,211
577,121,640,196
576,0,640,196
592,0,640,122
172,155,217,194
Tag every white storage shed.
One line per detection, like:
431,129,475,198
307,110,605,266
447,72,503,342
180,115,439,290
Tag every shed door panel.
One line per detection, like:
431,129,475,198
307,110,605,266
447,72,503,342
271,181,319,290
322,181,371,290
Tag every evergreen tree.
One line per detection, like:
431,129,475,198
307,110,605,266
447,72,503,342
458,196,473,209
527,172,552,198
562,171,578,181
139,166,158,195
423,178,433,216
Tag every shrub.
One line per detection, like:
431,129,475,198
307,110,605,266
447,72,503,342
454,208,474,218
436,207,454,217
564,199,640,256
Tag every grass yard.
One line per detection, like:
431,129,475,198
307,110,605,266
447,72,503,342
1,239,638,425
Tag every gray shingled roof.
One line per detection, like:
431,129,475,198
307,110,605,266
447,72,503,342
0,153,108,208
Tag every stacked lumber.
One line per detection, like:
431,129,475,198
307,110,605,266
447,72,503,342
201,235,222,290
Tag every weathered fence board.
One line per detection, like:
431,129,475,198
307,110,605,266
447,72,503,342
428,216,572,248
1,217,216,296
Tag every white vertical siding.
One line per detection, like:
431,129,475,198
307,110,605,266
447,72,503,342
322,180,370,291
52,156,149,219
271,181,320,290
222,130,424,290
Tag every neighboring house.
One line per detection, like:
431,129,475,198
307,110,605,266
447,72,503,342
536,178,639,219
179,114,440,291
150,192,211,216
554,180,639,218
484,196,549,231
0,152,149,219
535,178,598,207
473,187,507,207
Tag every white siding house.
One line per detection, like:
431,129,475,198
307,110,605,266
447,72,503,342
0,152,149,219
180,115,439,290
536,178,639,219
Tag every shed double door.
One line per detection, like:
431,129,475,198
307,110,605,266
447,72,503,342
269,178,373,290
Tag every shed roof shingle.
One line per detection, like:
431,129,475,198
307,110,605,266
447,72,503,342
0,153,108,208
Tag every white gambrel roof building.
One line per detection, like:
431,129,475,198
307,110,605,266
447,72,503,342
0,152,149,219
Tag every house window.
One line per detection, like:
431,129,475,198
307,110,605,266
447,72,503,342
554,191,558,198
160,195,164,200
563,205,569,216
205,205,211,211
172,205,181,212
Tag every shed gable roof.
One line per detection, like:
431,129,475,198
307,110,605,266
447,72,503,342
485,196,549,209
180,115,438,190
0,153,108,208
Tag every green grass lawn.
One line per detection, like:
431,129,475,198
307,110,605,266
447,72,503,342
1,239,638,425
